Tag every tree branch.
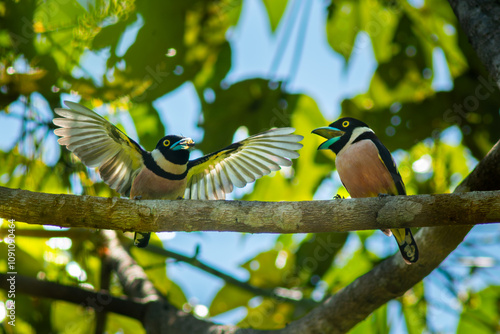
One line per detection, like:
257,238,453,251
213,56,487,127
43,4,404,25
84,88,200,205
448,0,500,84
96,251,113,334
1,187,499,233
0,228,94,239
0,273,145,320
146,244,318,308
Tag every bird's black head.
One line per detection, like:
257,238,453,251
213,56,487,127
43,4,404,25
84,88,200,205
155,135,195,164
312,117,371,154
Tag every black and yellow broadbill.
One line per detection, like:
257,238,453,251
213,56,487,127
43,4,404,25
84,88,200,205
312,117,419,264
53,101,303,247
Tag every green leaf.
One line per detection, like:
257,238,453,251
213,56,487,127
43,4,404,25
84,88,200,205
361,0,400,63
198,79,292,154
457,286,500,334
241,249,294,288
404,0,467,78
0,149,68,193
326,1,360,62
323,248,374,292
0,233,44,278
238,297,295,329
294,233,348,288
350,302,390,334
165,279,189,310
106,312,145,334
401,281,427,334
52,301,94,334
194,41,232,89
128,103,165,151
209,284,254,316
262,0,288,32
92,20,132,51
374,14,430,89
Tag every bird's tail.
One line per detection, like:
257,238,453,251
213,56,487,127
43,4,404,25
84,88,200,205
134,232,151,248
391,228,419,264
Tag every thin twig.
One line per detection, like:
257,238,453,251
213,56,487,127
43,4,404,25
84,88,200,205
0,273,145,320
0,227,316,307
146,244,318,308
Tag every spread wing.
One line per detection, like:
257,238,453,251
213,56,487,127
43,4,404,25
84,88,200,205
185,128,303,199
53,101,145,197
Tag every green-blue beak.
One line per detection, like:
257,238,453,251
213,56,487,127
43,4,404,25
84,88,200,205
312,127,345,150
171,138,195,151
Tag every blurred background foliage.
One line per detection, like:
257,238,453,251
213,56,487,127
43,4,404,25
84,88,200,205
1,0,500,333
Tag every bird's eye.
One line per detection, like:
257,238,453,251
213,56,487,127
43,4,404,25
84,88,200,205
342,121,349,127
163,139,170,147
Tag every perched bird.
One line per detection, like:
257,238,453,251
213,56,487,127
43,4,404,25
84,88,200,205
53,101,303,247
312,117,419,264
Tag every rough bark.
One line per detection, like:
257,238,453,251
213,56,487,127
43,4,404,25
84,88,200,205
448,0,500,85
1,187,499,233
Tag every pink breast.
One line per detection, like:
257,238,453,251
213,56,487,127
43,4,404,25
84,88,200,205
335,140,397,198
130,168,187,200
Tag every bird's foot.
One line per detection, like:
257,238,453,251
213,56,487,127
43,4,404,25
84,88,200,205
333,194,344,199
377,193,391,198
133,195,142,200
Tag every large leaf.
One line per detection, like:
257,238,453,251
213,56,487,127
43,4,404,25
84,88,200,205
262,0,288,32
238,297,295,329
209,283,255,316
293,233,348,289
323,248,375,293
362,0,400,64
128,102,165,151
350,303,390,334
241,249,295,289
0,228,45,278
403,0,467,77
457,286,500,334
106,313,145,334
52,301,94,334
197,79,292,154
401,281,427,334
326,0,360,62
